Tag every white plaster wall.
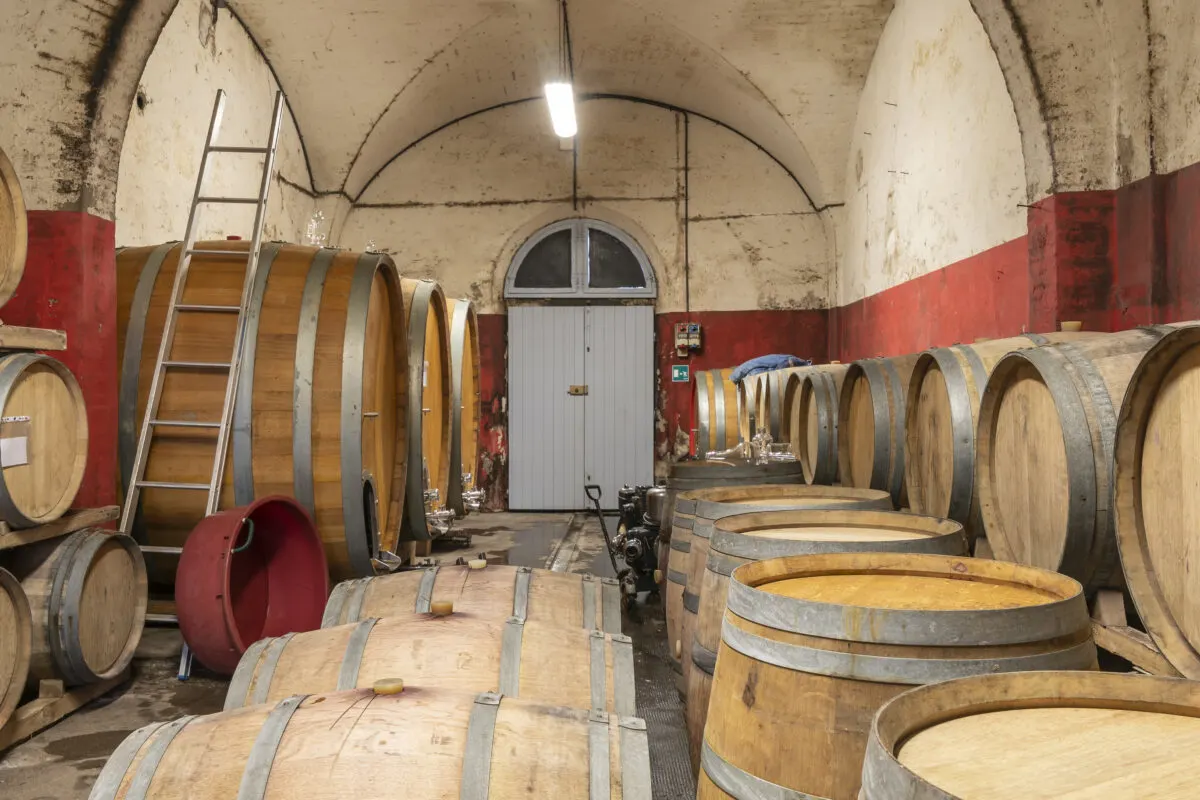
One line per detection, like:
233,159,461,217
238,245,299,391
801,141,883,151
839,0,1026,304
342,98,829,314
1150,0,1200,175
114,0,315,246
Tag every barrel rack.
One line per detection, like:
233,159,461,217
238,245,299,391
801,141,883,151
1089,588,1182,678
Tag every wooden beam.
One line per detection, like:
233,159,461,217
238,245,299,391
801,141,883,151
0,669,130,751
0,325,66,352
0,506,119,550
1091,621,1182,678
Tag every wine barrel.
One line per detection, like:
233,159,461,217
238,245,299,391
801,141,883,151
0,145,27,307
789,363,848,485
862,672,1200,800
0,567,31,731
678,484,892,748
904,332,1100,540
976,325,1191,593
0,353,88,527
699,552,1096,800
663,459,807,676
1114,324,1200,678
446,298,481,517
692,368,739,455
757,368,805,441
224,612,635,716
90,686,651,800
401,279,452,539
3,530,147,687
838,354,919,507
735,378,759,443
322,562,622,633
687,509,965,772
117,241,407,581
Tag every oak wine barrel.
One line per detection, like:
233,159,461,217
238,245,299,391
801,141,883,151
0,567,31,731
677,484,892,749
0,353,88,528
3,530,147,687
0,145,27,307
446,298,481,516
401,279,452,539
1114,324,1200,678
838,354,919,507
788,363,848,485
117,241,408,581
687,509,966,772
224,612,635,716
757,368,806,441
977,324,1191,593
691,368,740,455
699,552,1095,800
862,672,1200,800
90,686,651,800
322,562,622,633
736,376,762,443
904,332,1100,540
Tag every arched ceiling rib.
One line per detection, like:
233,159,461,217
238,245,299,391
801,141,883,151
229,0,894,208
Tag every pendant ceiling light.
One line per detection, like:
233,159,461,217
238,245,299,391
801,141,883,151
544,0,577,138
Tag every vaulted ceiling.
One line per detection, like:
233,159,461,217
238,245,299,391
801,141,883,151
231,0,894,207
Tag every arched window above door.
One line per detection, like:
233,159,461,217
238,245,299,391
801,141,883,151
505,219,657,299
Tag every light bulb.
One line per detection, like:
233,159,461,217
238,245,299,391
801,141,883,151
544,82,577,138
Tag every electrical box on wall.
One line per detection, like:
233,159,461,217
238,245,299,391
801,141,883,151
674,321,702,357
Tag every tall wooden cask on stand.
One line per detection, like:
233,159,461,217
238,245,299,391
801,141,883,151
117,242,408,581
862,672,1200,799
786,363,848,485
1113,324,1200,678
698,552,1096,800
691,368,740,456
676,484,892,764
686,509,966,772
976,324,1191,593
400,279,452,540
904,332,1100,542
446,298,481,517
0,145,27,307
661,459,806,677
838,355,919,508
90,686,652,800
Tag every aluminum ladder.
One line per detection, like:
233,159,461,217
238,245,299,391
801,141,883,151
118,88,286,679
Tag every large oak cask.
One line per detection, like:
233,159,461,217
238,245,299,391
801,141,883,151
446,298,481,516
0,567,31,731
0,145,27,307
786,364,848,485
691,368,740,455
699,552,1095,799
838,354,920,507
117,242,407,581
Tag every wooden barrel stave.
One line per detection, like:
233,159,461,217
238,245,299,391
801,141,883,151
224,612,635,716
91,687,651,800
117,242,408,581
700,552,1096,800
446,298,481,517
0,353,88,528
688,509,967,771
795,364,848,485
0,145,27,308
977,325,1190,592
0,567,31,730
321,563,622,634
838,355,919,508
862,672,1200,799
3,530,147,687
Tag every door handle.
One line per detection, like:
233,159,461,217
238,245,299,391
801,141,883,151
568,385,589,396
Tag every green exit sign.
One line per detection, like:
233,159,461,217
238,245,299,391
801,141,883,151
671,364,690,383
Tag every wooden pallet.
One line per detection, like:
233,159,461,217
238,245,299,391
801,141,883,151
0,506,119,551
0,669,131,752
0,324,66,352
1090,589,1182,678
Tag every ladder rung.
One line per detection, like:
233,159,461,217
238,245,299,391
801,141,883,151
197,196,260,204
208,146,270,154
174,304,241,313
149,419,222,429
136,480,210,491
185,248,250,257
161,360,231,370
140,546,184,555
146,613,180,624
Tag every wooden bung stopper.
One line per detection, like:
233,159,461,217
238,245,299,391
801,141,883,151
468,559,487,570
1061,320,1083,331
430,600,454,616
372,678,405,695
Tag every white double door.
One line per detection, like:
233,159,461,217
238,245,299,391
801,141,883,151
509,304,654,510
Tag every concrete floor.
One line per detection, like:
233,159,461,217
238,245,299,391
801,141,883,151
0,512,694,799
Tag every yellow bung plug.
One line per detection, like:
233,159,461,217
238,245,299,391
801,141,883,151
468,559,487,570
373,678,405,695
430,600,454,616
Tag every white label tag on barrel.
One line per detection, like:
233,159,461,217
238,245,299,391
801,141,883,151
423,360,429,388
0,417,30,468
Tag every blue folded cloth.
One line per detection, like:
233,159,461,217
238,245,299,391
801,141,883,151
730,354,812,383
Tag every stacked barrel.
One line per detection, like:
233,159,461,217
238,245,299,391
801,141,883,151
91,561,651,799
